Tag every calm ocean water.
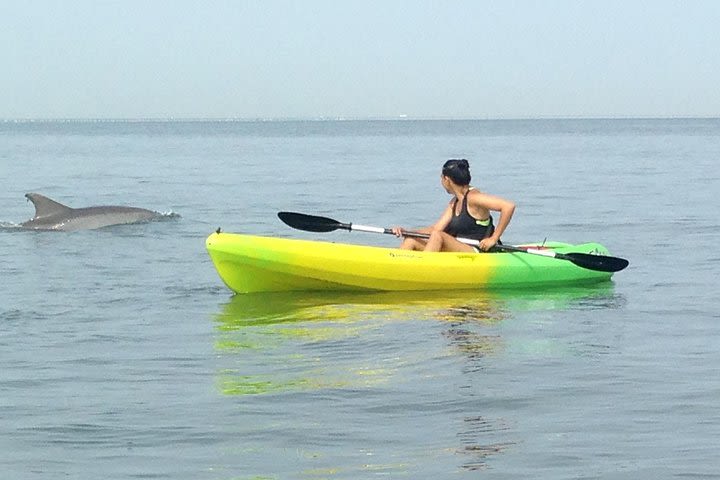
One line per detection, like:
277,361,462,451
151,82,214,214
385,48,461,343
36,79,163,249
1,119,718,479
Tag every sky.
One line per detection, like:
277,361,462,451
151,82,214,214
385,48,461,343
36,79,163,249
1,0,719,119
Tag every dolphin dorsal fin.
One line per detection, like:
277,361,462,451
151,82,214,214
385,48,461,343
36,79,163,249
25,193,74,219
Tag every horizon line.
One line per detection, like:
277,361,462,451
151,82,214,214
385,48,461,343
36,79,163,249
2,115,719,123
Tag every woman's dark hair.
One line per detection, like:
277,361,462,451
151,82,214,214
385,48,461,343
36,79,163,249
442,159,471,185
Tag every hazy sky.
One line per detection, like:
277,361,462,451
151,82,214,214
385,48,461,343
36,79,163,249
2,0,718,119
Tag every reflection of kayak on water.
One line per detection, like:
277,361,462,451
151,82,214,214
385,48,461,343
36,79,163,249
206,232,622,294
212,284,622,396
215,282,620,329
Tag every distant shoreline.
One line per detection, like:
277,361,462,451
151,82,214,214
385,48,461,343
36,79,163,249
2,116,719,123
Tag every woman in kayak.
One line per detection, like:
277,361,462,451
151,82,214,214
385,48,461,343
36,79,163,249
392,159,515,252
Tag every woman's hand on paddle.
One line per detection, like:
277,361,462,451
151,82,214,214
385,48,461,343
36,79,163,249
479,236,498,252
391,227,404,237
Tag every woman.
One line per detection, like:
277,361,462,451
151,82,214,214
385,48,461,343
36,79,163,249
392,159,515,252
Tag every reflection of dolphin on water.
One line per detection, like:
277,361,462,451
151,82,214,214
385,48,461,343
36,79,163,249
19,193,172,231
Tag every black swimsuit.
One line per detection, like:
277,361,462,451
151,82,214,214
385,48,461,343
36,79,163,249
444,191,496,241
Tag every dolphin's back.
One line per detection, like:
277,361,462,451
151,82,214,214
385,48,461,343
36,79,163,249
21,193,161,231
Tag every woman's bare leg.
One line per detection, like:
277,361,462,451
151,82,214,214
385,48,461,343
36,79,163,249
400,237,427,250
424,231,476,252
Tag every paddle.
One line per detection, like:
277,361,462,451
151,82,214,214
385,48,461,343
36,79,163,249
277,211,629,273
491,244,628,272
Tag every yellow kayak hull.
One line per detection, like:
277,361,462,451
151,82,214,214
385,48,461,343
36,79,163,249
206,232,615,294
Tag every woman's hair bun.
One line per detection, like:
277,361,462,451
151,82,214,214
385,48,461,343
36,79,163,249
442,159,472,185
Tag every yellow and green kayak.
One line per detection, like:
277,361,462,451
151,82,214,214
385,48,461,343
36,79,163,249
206,231,621,294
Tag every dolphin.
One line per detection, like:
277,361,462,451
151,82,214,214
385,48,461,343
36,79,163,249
21,193,164,231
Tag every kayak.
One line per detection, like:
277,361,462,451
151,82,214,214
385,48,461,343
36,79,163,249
206,232,617,294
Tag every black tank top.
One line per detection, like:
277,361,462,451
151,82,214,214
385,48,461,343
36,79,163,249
444,192,496,241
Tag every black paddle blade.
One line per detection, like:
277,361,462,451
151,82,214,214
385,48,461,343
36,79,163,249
277,211,349,233
559,252,629,272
